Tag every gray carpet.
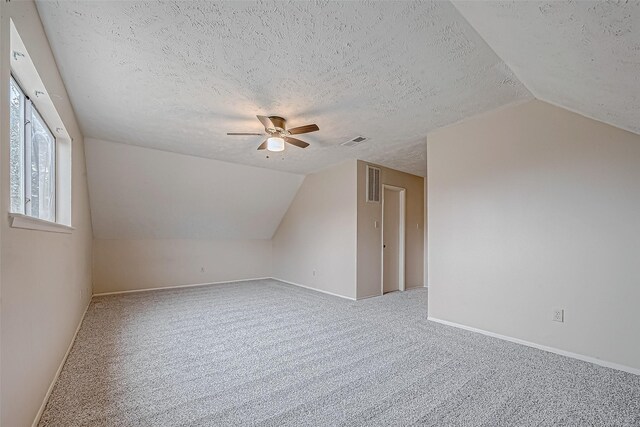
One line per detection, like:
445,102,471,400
39,279,639,426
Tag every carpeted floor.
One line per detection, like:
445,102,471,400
40,279,639,426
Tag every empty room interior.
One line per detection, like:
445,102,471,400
1,1,639,426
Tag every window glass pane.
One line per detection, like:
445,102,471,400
30,106,56,222
9,78,25,214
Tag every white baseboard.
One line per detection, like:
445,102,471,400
32,300,91,427
356,293,382,300
271,277,356,300
428,317,640,376
92,277,272,297
354,285,428,301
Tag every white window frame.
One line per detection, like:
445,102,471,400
9,18,73,233
25,99,57,220
9,75,69,232
12,74,57,220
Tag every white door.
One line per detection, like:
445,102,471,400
383,187,401,293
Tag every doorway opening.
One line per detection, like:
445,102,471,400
381,185,406,295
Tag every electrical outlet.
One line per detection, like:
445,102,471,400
552,308,564,323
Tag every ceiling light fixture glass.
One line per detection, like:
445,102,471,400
267,136,285,152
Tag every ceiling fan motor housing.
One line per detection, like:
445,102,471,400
267,116,287,134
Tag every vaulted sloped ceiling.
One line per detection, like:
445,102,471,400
35,1,638,241
453,1,640,135
85,139,303,239
36,0,531,177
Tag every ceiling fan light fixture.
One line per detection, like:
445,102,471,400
267,136,285,152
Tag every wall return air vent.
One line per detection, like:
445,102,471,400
366,165,381,203
341,136,368,147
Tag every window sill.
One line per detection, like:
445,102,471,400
9,213,74,234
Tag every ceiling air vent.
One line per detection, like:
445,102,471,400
366,165,381,203
341,136,368,147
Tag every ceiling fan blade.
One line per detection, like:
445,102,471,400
256,115,274,129
288,124,319,135
257,139,268,150
227,132,264,136
285,136,309,148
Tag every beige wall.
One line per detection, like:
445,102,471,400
428,99,640,371
272,160,358,299
93,239,271,294
0,2,93,426
357,161,425,299
83,138,303,295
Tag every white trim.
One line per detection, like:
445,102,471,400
423,175,428,289
355,293,382,300
32,301,90,427
358,286,425,300
92,277,271,297
428,317,640,376
271,277,356,301
381,185,406,294
331,285,427,301
9,213,74,233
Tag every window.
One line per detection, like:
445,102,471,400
10,76,56,222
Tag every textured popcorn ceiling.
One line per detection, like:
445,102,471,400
453,1,640,136
35,0,531,177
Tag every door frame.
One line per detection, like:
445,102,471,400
381,184,406,295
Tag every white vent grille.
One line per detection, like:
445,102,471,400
366,165,381,203
341,136,368,147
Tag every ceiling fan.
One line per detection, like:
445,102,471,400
227,115,319,152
